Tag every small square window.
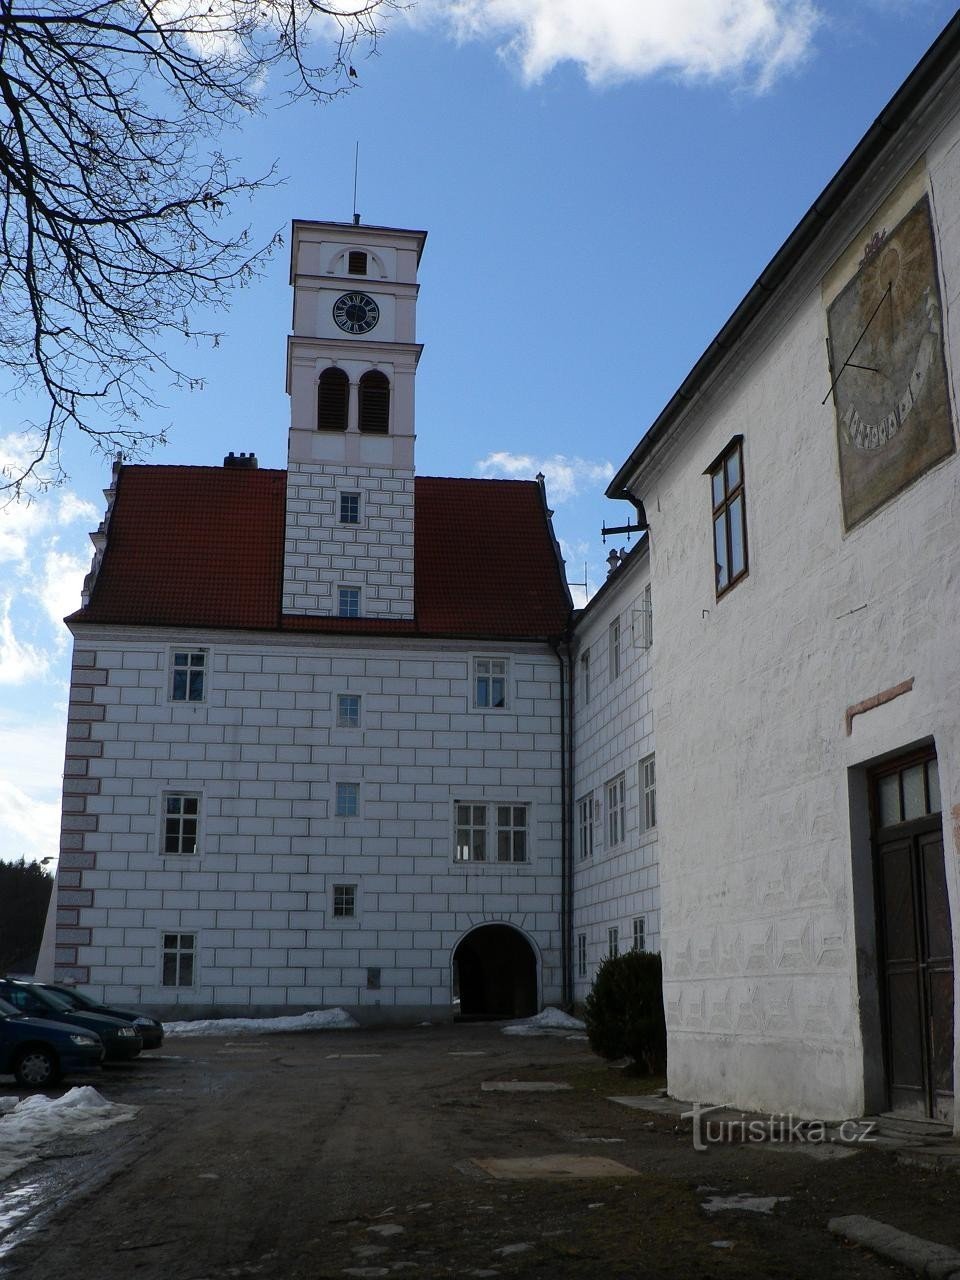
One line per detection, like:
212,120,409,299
577,933,587,978
633,917,646,952
608,618,621,680
340,492,361,525
335,781,359,818
338,587,360,618
337,693,361,728
333,884,356,918
640,754,656,833
164,793,200,855
162,932,195,986
474,657,507,709
608,926,619,958
171,650,206,702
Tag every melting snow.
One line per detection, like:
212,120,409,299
0,1088,138,1180
163,1008,359,1037
702,1194,790,1215
502,1007,586,1036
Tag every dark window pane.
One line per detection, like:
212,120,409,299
358,371,390,433
711,470,724,508
162,955,177,985
180,954,193,986
729,494,745,578
927,761,941,814
879,774,901,827
172,670,187,699
348,251,367,275
714,515,729,591
317,367,349,431
725,447,741,491
188,670,204,700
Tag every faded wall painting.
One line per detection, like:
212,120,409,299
827,194,955,530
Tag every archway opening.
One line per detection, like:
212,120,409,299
452,925,538,1019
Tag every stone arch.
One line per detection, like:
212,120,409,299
451,923,539,1018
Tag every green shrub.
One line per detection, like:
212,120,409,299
584,950,666,1073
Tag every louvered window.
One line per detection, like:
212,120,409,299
317,367,349,431
358,370,390,433
348,251,367,275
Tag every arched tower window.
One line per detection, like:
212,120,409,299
317,367,349,431
358,370,390,434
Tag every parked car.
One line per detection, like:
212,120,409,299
34,984,164,1051
0,980,142,1061
0,995,104,1087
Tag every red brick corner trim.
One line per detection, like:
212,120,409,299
845,678,914,736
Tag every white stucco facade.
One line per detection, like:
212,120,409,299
613,59,960,1127
570,545,659,1003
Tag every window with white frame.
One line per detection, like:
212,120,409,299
606,774,625,847
337,693,361,728
608,926,619,958
335,781,359,818
163,793,200,855
577,795,594,861
640,754,656,832
340,491,361,524
338,587,360,618
633,916,646,952
332,884,357,918
577,933,587,978
473,657,507,709
170,650,206,702
608,617,621,680
162,932,195,986
455,802,529,863
580,649,590,703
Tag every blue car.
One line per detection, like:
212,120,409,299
0,995,105,1088
0,980,142,1061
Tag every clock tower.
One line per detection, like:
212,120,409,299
283,219,426,618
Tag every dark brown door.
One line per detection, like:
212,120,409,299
873,753,954,1123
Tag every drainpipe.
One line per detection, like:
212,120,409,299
551,637,574,1009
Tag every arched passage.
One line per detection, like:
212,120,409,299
452,924,538,1019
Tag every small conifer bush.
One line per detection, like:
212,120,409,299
583,949,667,1073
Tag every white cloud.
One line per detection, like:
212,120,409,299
419,0,819,88
474,449,614,503
0,598,49,685
0,710,67,863
32,550,90,631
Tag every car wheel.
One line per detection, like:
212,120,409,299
14,1047,60,1089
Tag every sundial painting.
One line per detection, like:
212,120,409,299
827,194,955,530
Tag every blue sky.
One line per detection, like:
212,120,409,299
1,0,957,864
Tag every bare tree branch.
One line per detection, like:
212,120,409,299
0,0,398,493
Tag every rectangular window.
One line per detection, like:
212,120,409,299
164,793,200,855
170,650,206,702
455,803,487,861
337,693,361,728
577,933,587,979
338,587,360,618
162,933,195,987
335,781,359,818
641,582,653,650
640,754,656,833
339,491,361,524
332,884,356,918
577,795,594,861
633,917,646,952
348,250,367,275
474,657,507,709
709,437,748,597
580,649,591,703
496,805,527,863
608,926,619,958
366,966,381,990
608,617,621,680
606,774,625,847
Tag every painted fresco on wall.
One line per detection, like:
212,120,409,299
827,194,955,530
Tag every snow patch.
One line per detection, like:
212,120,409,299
162,1007,359,1037
702,1194,790,1215
0,1087,137,1180
501,1007,586,1036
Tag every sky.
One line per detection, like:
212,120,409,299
0,0,957,865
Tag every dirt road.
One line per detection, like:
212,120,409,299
1,1022,958,1278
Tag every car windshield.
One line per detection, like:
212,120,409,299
0,996,20,1016
51,988,86,1009
24,986,74,1012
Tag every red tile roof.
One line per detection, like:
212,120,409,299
71,466,571,641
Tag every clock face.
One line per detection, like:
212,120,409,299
333,291,380,335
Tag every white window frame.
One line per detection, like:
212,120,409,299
169,649,207,703
162,792,201,856
455,802,487,861
640,754,656,833
338,586,361,618
608,616,621,680
633,916,646,952
606,774,625,847
473,657,508,710
495,805,528,863
332,883,357,919
335,781,360,818
339,491,361,525
577,932,587,978
608,926,619,958
337,693,361,728
454,800,531,864
577,794,594,861
161,932,196,987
